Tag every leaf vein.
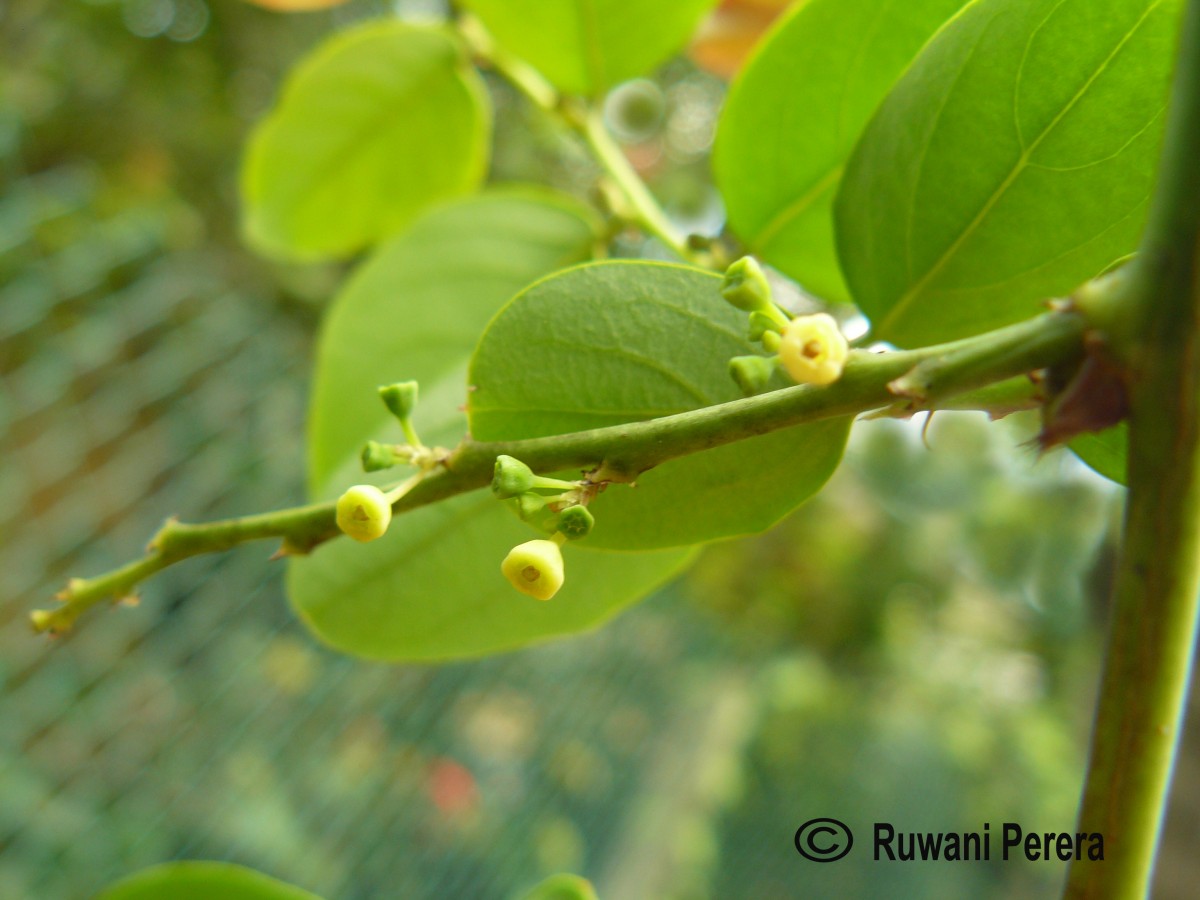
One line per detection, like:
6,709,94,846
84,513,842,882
884,0,1162,338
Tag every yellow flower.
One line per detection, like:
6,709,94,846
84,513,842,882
335,484,392,542
501,539,565,601
778,313,849,386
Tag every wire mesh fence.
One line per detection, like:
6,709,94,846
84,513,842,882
0,162,734,899
0,158,764,899
5,3,1198,899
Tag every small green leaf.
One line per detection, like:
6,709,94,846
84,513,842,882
242,22,490,262
1071,423,1127,485
835,0,1180,346
468,261,851,550
295,191,691,661
714,0,966,303
96,862,322,900
462,0,718,95
520,873,600,900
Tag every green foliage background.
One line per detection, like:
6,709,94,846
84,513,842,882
2,1,1196,898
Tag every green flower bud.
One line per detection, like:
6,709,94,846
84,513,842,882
493,455,536,499
378,381,418,422
557,505,595,540
761,330,782,353
501,539,565,601
361,440,401,472
336,484,392,542
747,310,783,342
721,257,773,312
729,355,776,396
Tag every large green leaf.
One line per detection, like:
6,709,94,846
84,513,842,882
293,191,692,661
468,261,851,550
713,0,966,303
462,0,718,95
97,862,321,900
242,22,490,262
306,188,601,490
835,0,1179,346
288,497,691,660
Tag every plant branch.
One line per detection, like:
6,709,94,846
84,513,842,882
575,106,693,260
1066,0,1200,896
32,309,1087,635
458,14,695,262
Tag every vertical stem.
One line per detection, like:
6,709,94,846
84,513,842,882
458,13,694,262
1066,0,1200,896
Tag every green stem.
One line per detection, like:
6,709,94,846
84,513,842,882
399,419,422,451
1066,0,1200,896
32,502,337,634
577,107,693,260
458,14,558,110
458,14,694,262
33,309,1086,634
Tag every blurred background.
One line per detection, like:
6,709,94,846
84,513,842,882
1,1,1193,897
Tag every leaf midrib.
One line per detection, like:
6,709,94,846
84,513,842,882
878,0,1162,339
277,47,461,233
752,164,845,250
747,0,898,251
576,0,607,92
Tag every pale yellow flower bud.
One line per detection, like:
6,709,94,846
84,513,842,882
336,484,392,542
778,313,848,386
501,539,565,601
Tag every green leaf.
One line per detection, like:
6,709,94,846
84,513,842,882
835,0,1180,346
468,261,851,550
306,188,601,491
713,0,967,304
293,190,692,661
289,498,692,660
521,873,600,900
96,862,321,900
241,22,490,262
462,0,718,95
1071,423,1128,485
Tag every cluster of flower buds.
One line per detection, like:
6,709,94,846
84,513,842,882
356,381,446,474
332,276,850,587
334,380,433,544
492,455,597,601
721,257,849,394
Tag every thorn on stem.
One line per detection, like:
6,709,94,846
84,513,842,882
888,367,930,402
1036,336,1129,450
920,411,935,449
146,516,179,553
55,577,84,602
271,538,308,561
